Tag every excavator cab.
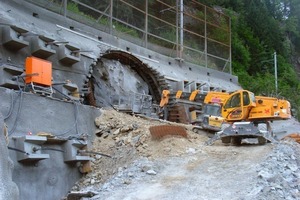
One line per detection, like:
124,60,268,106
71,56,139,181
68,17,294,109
201,104,224,131
222,90,256,121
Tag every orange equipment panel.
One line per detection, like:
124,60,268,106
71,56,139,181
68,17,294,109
25,56,52,86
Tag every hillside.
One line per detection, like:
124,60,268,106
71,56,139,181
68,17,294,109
199,0,300,119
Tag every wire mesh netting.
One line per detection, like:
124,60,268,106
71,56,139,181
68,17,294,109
24,0,231,73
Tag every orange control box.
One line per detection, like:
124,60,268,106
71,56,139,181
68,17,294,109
25,57,52,86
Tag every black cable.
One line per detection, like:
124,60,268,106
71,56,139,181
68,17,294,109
8,146,28,155
32,147,65,153
52,86,73,101
52,86,80,137
8,90,23,136
76,138,85,145
78,150,112,158
16,75,23,91
55,101,79,136
7,73,26,136
4,91,15,120
41,147,64,153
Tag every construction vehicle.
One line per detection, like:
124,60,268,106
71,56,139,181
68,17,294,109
160,88,291,145
159,89,229,133
199,91,230,132
206,90,291,145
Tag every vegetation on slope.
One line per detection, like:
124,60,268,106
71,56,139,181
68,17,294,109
199,0,300,119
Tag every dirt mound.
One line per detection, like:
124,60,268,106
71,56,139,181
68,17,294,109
283,133,300,143
72,108,207,191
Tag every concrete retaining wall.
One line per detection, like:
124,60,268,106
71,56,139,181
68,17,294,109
0,87,101,200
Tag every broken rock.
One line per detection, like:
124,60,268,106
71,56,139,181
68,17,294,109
146,170,157,175
94,116,102,127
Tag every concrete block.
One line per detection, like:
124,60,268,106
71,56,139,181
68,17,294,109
14,135,50,163
62,82,80,101
63,139,91,163
1,26,29,51
58,44,81,66
0,64,24,89
176,80,191,92
30,35,56,59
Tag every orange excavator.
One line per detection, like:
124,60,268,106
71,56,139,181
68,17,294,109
205,89,291,145
160,89,230,132
160,89,291,145
199,91,230,132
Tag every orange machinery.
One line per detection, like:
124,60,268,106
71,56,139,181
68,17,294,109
221,90,291,122
206,89,291,145
25,56,52,87
159,89,230,131
159,88,291,145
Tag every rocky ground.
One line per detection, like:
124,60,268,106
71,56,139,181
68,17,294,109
70,108,300,200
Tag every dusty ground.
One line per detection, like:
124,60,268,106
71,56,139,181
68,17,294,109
71,108,300,200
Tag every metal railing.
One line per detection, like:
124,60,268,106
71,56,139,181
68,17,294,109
25,0,231,73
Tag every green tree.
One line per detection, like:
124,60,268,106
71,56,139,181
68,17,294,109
198,0,300,119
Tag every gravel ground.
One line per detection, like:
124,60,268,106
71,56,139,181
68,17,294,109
245,141,300,200
71,109,300,200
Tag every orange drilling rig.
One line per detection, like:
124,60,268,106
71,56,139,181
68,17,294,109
160,88,291,145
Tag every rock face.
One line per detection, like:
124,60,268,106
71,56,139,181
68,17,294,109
0,113,19,200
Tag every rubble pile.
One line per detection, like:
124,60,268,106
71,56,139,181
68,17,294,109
72,108,203,193
78,157,160,199
71,109,300,200
247,141,300,200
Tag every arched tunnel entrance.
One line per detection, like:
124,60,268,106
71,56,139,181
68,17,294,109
86,50,170,113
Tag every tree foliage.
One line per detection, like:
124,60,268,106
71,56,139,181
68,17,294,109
198,0,300,119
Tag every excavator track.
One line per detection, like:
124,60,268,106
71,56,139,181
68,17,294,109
163,91,203,124
167,104,189,124
205,122,278,146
